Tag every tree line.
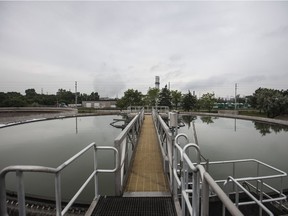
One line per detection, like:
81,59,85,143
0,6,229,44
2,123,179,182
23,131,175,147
249,88,288,118
0,88,100,107
1,86,287,118
117,86,288,118
117,86,224,112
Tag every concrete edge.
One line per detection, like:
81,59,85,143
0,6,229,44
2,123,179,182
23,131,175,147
179,111,288,126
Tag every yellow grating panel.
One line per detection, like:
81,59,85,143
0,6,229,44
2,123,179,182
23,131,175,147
125,115,169,192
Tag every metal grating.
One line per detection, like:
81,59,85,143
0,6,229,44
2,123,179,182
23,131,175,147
92,196,177,216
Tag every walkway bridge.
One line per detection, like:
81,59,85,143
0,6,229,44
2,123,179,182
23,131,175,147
0,108,287,216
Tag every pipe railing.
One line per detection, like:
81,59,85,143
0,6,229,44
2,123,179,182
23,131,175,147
152,109,244,215
174,137,287,215
114,108,144,195
152,110,287,215
174,138,243,216
224,176,274,216
152,109,174,190
207,159,287,210
0,143,118,216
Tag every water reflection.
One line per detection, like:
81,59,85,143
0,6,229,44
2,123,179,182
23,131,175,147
200,116,217,124
181,115,288,136
0,115,122,203
181,115,197,128
179,115,288,190
110,113,133,129
253,121,288,136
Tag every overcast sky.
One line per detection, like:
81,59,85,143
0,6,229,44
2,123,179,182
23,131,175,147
0,1,288,98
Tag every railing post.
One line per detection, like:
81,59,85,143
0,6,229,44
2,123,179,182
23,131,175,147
0,174,8,216
93,144,98,198
182,160,188,216
259,180,263,216
201,173,209,216
16,171,26,216
172,142,178,198
55,172,62,216
192,171,200,216
114,139,122,196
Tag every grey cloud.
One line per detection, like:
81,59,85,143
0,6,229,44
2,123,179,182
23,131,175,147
238,75,266,83
93,63,126,97
1,1,288,97
183,75,229,92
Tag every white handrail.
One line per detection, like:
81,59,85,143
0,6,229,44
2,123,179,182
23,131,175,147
0,144,119,216
152,110,287,216
114,108,145,195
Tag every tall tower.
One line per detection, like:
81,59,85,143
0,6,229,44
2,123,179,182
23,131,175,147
155,76,160,89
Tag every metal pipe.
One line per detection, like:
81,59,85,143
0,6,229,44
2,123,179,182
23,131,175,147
57,142,96,171
182,143,201,165
62,171,96,215
55,172,62,216
224,177,273,216
93,145,98,198
192,172,200,215
0,174,8,216
16,171,26,216
175,133,189,146
205,174,244,216
200,170,209,216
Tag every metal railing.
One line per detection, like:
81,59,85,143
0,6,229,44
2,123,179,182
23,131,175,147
173,134,243,216
127,106,169,113
152,110,287,216
114,108,144,195
174,137,286,216
0,143,118,216
211,159,287,214
152,109,174,189
224,177,274,216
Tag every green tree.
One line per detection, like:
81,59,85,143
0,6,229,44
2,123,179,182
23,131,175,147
158,85,172,108
199,92,216,112
181,90,197,111
171,90,182,110
116,89,143,109
25,88,37,98
56,89,75,105
144,87,159,107
252,88,288,117
3,92,27,107
89,92,100,101
0,92,8,107
25,88,40,105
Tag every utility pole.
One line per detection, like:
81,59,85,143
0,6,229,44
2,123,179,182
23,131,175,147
75,81,78,108
235,83,237,110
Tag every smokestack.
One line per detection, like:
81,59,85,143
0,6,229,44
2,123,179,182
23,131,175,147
155,76,160,89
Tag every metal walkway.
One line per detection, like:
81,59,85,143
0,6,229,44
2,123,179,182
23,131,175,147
92,196,176,216
124,115,169,193
1,108,287,216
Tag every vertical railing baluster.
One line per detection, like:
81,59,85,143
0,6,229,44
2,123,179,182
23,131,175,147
192,171,200,215
0,174,8,216
259,180,263,216
55,172,62,216
114,139,121,196
93,144,98,198
201,173,209,216
16,171,26,216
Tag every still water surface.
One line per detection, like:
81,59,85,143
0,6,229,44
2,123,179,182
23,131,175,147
0,116,121,203
0,115,288,203
179,115,288,189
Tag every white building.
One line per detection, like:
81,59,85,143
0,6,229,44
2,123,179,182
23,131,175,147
82,100,117,109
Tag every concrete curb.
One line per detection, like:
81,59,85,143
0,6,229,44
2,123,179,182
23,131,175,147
179,112,288,126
